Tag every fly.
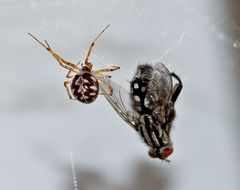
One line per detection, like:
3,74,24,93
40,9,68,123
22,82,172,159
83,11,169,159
100,63,183,161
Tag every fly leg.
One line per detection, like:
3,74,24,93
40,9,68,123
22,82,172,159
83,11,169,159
170,73,183,103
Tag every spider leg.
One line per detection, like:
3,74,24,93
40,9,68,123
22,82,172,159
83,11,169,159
94,66,120,73
66,70,74,79
84,24,110,70
64,80,76,100
93,66,120,79
94,73,112,79
170,72,183,103
28,33,81,73
66,62,81,78
98,79,113,96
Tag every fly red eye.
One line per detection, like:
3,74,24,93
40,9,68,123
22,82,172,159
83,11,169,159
160,147,173,160
148,146,174,160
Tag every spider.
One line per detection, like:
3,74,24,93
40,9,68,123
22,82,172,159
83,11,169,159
28,24,120,103
100,63,183,161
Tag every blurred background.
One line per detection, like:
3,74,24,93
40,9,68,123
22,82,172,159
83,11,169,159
0,0,240,190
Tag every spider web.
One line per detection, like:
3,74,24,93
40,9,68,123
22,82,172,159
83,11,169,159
1,1,240,190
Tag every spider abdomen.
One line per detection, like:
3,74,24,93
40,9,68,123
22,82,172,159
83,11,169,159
71,72,99,104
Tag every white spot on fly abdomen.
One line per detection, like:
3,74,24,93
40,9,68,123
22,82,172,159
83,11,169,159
133,83,139,89
134,95,141,102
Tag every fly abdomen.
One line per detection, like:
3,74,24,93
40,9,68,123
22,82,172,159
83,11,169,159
131,77,150,114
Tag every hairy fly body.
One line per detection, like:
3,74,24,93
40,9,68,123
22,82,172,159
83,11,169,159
101,63,182,161
131,63,182,160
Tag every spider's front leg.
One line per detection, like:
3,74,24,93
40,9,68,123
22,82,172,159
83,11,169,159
170,73,183,103
28,33,81,73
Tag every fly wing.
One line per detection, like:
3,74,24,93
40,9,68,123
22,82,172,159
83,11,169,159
141,63,173,124
99,77,139,131
150,63,173,102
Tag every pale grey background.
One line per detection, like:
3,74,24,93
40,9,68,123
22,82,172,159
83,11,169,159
0,0,240,190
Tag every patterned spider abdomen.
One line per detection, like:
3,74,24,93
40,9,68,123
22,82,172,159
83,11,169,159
71,67,99,104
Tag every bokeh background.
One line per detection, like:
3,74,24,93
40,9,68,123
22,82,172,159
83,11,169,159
1,0,240,190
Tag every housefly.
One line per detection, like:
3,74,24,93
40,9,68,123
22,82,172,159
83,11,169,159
100,63,183,161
